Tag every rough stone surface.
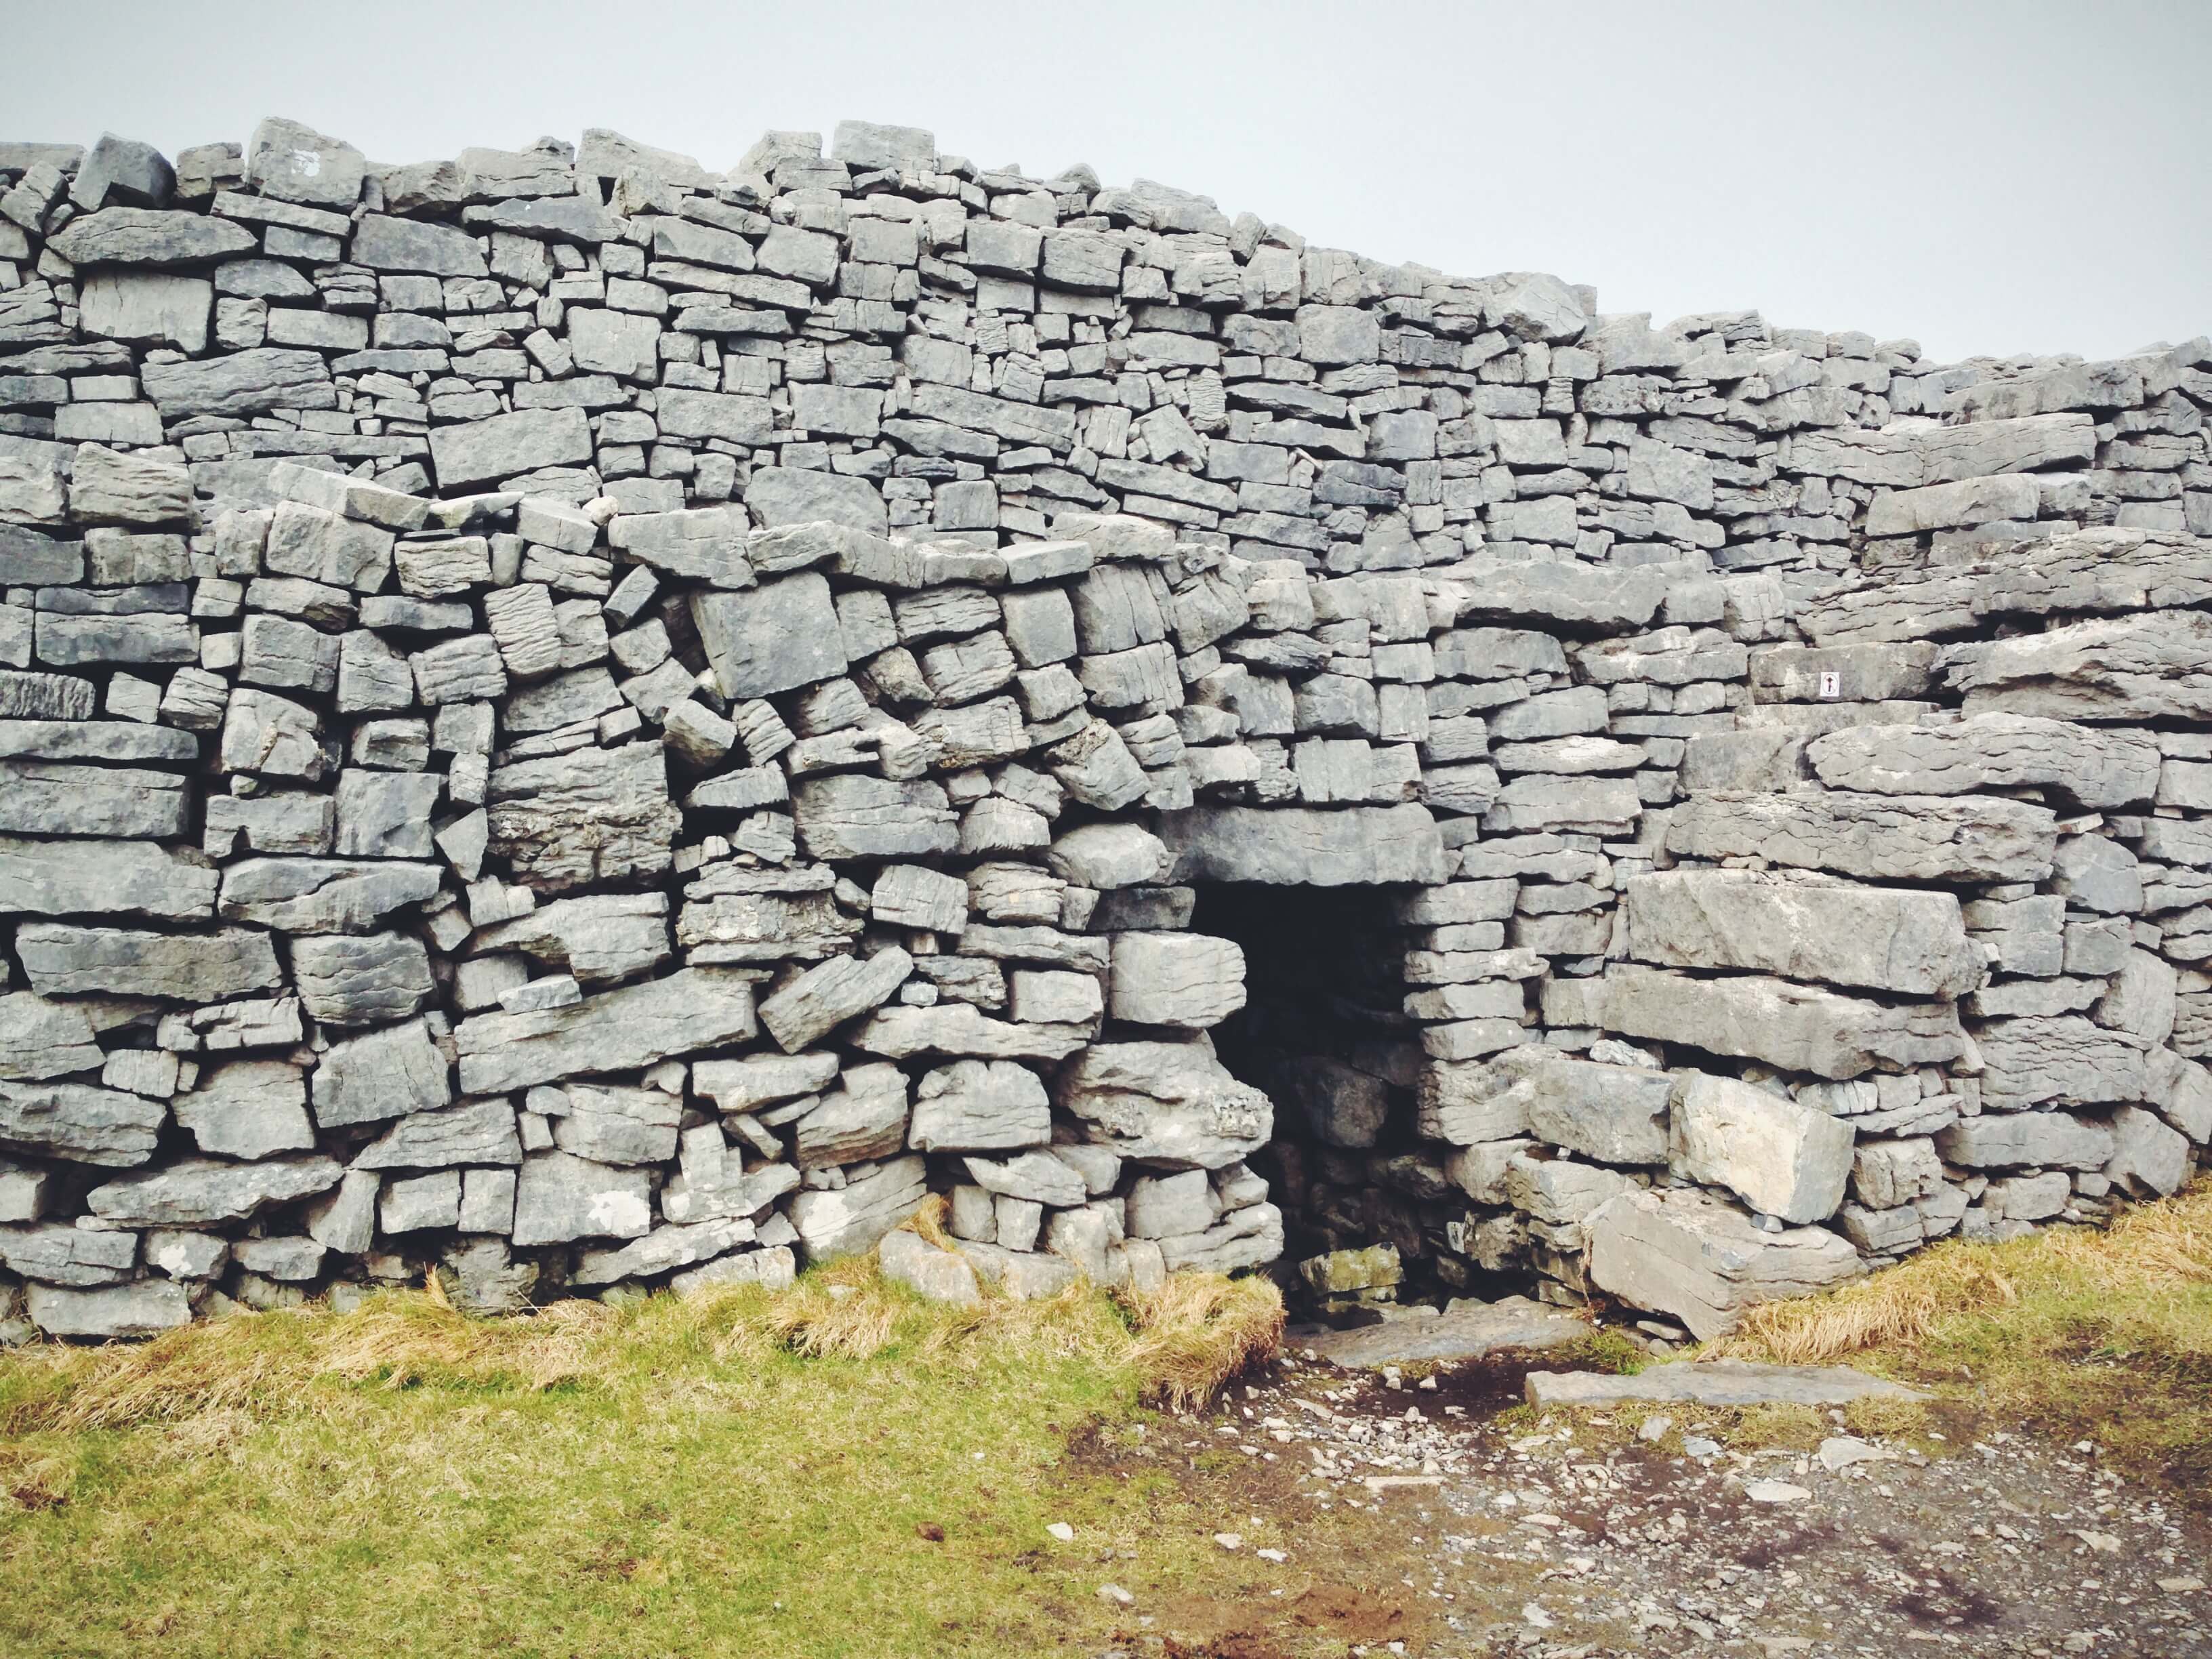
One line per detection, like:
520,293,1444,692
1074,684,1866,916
0,115,2196,1332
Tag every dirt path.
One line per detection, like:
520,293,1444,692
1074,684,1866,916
1088,1349,2212,1658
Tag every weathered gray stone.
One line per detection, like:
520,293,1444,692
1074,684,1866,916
1056,1042,1271,1169
795,1062,909,1168
173,1060,314,1158
1522,1055,1675,1165
310,1016,452,1128
79,270,211,353
218,857,441,933
0,760,188,839
1624,869,1983,998
16,923,281,1001
1807,714,2160,809
1528,1357,1924,1408
1670,1073,1856,1223
1944,610,2212,724
878,1228,981,1305
0,1079,165,1167
691,573,846,699
87,1154,342,1226
550,1084,681,1166
1592,964,1967,1079
909,1060,1052,1153
453,968,757,1094
1107,931,1245,1028
49,207,255,265
2104,1105,2192,1197
469,892,671,984
760,949,913,1051
1585,1186,1864,1340
1973,1015,2150,1109
789,1153,927,1260
0,1229,137,1292
428,407,594,489
1936,1109,2116,1170
140,346,335,419
487,741,680,893
1158,803,1448,886
26,1280,190,1338
1666,790,2057,884
792,775,958,861
292,933,435,1025
573,1218,756,1287
355,1098,521,1170
510,1150,652,1246
851,1004,1090,1062
0,993,104,1080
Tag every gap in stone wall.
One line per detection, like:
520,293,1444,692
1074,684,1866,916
1193,882,1520,1315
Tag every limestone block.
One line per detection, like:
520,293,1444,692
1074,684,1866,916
487,741,680,892
792,774,958,861
909,1060,1052,1153
691,573,846,699
795,1062,909,1168
790,1155,928,1261
1055,1041,1271,1170
1593,964,1967,1079
852,1004,1090,1062
87,1155,342,1227
217,857,441,934
453,968,758,1094
1624,869,1982,998
1107,932,1245,1029
0,992,103,1080
428,407,593,490
1524,1056,1674,1165
1936,1109,2116,1171
1585,1187,1864,1340
173,1060,315,1159
1158,802,1448,886
311,1016,453,1128
2104,1105,2192,1197
1973,1015,2150,1109
1944,610,2212,723
0,1080,165,1167
26,1281,191,1339
16,922,281,1001
1806,714,2160,810
760,949,914,1052
1670,1072,1855,1223
552,1084,682,1166
470,892,672,984
510,1150,652,1246
0,759,189,839
1666,790,2057,884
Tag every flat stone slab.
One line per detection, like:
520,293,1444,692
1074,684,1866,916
1298,1294,1589,1368
1525,1357,1927,1409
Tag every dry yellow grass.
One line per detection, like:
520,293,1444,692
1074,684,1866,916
1715,1180,2212,1489
1722,1180,2212,1365
0,1248,1282,1436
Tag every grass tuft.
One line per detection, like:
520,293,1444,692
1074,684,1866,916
1714,1180,2212,1489
0,1256,1282,1437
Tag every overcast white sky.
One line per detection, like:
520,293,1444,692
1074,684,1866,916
11,0,2207,363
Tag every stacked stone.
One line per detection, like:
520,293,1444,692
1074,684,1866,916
0,115,2205,1340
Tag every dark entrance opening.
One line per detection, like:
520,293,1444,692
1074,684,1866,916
1191,883,1524,1316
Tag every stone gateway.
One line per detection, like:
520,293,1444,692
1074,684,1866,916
0,116,2203,1341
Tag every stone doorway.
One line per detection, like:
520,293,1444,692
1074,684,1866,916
1191,880,1511,1316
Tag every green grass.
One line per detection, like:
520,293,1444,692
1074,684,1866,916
1717,1179,2212,1490
0,1261,1288,1659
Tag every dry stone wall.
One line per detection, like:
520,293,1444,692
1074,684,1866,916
0,117,2207,1340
